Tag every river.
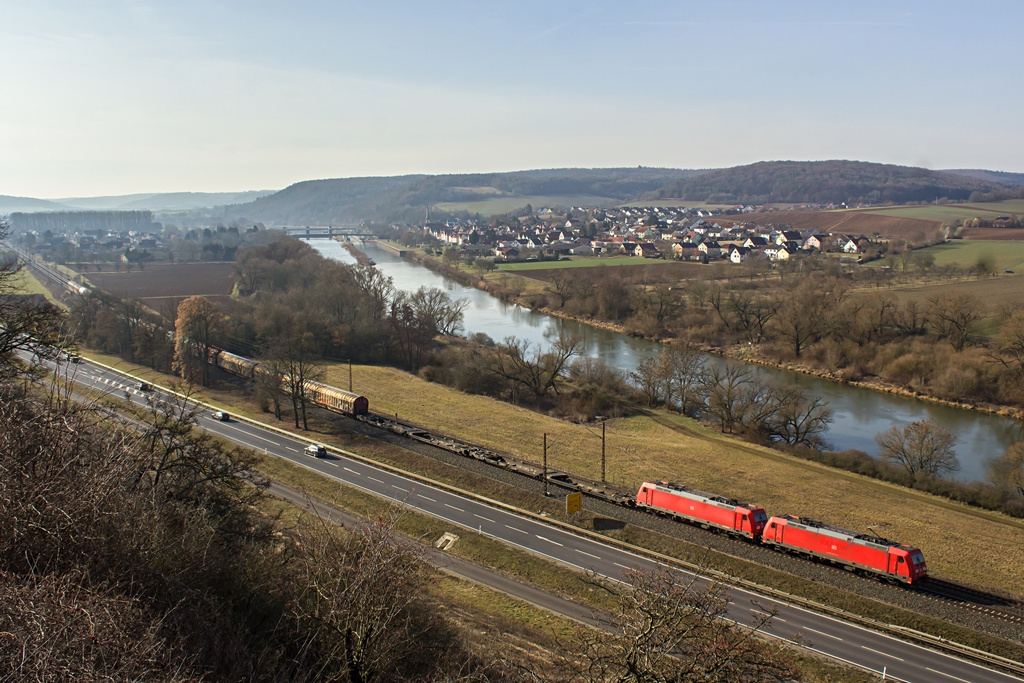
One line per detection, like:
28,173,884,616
307,238,1024,483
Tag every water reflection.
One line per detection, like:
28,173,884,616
306,238,1023,482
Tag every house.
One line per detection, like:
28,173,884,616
698,240,723,259
635,243,660,259
672,241,702,261
804,234,828,252
743,235,770,249
495,246,519,260
777,230,803,246
729,245,751,263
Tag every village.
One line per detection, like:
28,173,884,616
421,205,876,264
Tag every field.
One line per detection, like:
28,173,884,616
920,240,1024,272
858,199,1024,225
82,262,237,309
322,363,1024,596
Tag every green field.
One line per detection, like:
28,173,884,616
849,199,1024,224
919,240,1024,272
498,255,650,271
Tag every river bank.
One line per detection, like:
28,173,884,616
362,240,1024,424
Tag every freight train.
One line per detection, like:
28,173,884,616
212,349,368,415
209,348,927,585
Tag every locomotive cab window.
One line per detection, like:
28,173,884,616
898,556,905,563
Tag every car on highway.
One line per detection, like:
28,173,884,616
305,443,328,458
135,382,152,392
212,411,231,421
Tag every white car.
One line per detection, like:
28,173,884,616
305,444,327,458
212,411,231,421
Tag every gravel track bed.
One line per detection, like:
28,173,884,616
324,410,1022,645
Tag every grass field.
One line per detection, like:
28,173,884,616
919,240,1024,272
9,266,53,298
322,363,1024,597
856,200,1024,224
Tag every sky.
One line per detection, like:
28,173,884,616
2,0,1022,198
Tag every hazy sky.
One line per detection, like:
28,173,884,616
2,1,1021,198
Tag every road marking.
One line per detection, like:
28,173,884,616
801,626,842,641
343,467,360,475
861,646,903,662
474,514,495,523
575,548,600,559
393,485,409,492
419,494,437,502
367,476,384,484
506,525,528,534
614,562,633,570
925,669,974,683
751,609,782,621
323,461,338,467
537,535,563,546
444,503,464,512
221,423,277,444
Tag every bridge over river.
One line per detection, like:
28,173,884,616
281,226,382,238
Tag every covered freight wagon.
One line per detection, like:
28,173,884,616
761,515,927,584
635,481,768,540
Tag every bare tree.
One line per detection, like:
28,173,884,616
765,385,834,448
569,566,795,683
875,420,960,479
658,343,706,417
293,511,452,683
989,442,1024,498
266,327,324,430
489,332,582,402
173,295,223,386
927,290,985,352
630,356,662,406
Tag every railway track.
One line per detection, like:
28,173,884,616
918,578,1024,625
356,410,1024,629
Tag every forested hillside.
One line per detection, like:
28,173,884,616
226,168,699,225
649,160,1003,205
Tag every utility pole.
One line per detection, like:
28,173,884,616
543,432,548,497
348,358,353,392
601,420,607,484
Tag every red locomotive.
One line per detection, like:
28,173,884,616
636,481,769,540
760,515,927,584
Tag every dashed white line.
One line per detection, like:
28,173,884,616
506,525,528,534
343,467,360,475
393,485,409,492
474,513,495,523
537,535,563,547
750,609,782,621
614,562,633,570
574,548,600,559
925,668,974,683
367,476,384,484
801,626,842,641
323,461,338,467
445,503,464,512
860,646,902,662
418,494,436,502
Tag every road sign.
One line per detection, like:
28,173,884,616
566,491,582,515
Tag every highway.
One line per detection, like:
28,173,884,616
39,354,1024,683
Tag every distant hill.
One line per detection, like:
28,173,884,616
227,168,701,225
648,160,1004,206
55,190,277,212
941,169,1024,188
0,195,66,214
